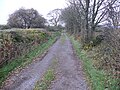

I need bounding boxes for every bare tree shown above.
[62,0,118,44]
[47,9,61,26]
[107,2,120,29]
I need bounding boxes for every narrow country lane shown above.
[49,34,88,90]
[1,33,89,90]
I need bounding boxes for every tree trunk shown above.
[85,0,90,44]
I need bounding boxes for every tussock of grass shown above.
[61,33,66,44]
[34,69,55,90]
[0,37,57,86]
[34,57,58,90]
[71,38,106,90]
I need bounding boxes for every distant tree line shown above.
[0,25,9,30]
[0,8,64,30]
[7,8,46,29]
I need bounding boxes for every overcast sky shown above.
[0,0,67,24]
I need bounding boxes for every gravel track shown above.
[49,34,89,90]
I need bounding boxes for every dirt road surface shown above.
[49,34,88,90]
[1,33,89,90]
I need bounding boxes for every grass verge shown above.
[0,36,58,86]
[34,57,58,90]
[70,36,119,90]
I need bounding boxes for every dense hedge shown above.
[90,29,120,89]
[0,29,52,66]
[73,28,120,89]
